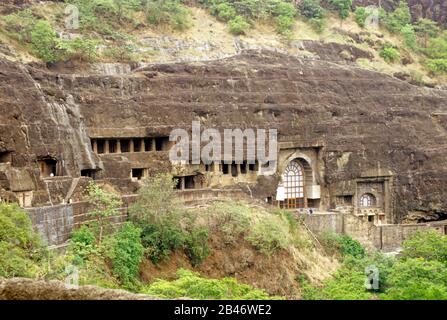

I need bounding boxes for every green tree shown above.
[0,202,44,278]
[354,7,367,28]
[401,230,447,264]
[329,0,352,23]
[228,15,250,35]
[380,47,400,63]
[383,1,411,33]
[300,0,324,19]
[382,258,447,300]
[85,182,123,243]
[414,18,440,48]
[105,222,144,287]
[30,20,60,63]
[400,24,418,51]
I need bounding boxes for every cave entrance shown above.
[0,151,12,164]
[81,169,100,180]
[38,158,57,178]
[280,160,306,209]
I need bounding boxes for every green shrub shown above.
[308,17,326,33]
[383,1,411,33]
[275,15,295,37]
[354,7,367,28]
[30,20,62,63]
[210,201,251,244]
[0,202,44,278]
[1,9,38,43]
[401,230,447,264]
[70,225,97,264]
[57,37,99,62]
[424,33,447,59]
[184,227,210,267]
[382,258,447,300]
[146,0,192,30]
[414,18,440,48]
[319,232,365,259]
[212,3,237,22]
[142,268,281,299]
[400,24,418,51]
[300,0,324,19]
[337,235,365,259]
[266,0,297,18]
[85,181,123,243]
[329,0,352,21]
[105,222,144,287]
[380,47,400,63]
[228,15,250,35]
[140,223,185,264]
[245,213,292,256]
[426,58,447,74]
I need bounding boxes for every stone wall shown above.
[299,212,447,252]
[25,189,247,246]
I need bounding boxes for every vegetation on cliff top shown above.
[0,0,446,83]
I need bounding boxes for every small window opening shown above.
[121,140,130,153]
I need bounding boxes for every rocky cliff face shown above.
[1,50,447,221]
[353,0,447,26]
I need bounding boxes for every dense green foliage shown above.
[0,203,45,278]
[303,231,447,300]
[142,268,281,299]
[146,0,192,30]
[130,174,210,266]
[329,0,352,21]
[105,222,144,287]
[319,231,365,259]
[380,46,400,63]
[383,1,411,34]
[85,182,123,243]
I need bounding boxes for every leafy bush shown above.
[414,18,440,48]
[424,32,447,59]
[401,230,447,264]
[0,202,44,278]
[85,182,123,243]
[309,17,326,33]
[383,1,411,33]
[401,24,418,51]
[146,0,192,30]
[245,213,292,256]
[140,223,185,264]
[228,15,250,35]
[354,7,368,28]
[275,15,295,36]
[30,20,61,63]
[212,2,237,22]
[57,37,99,62]
[319,232,365,259]
[380,47,400,63]
[329,0,352,21]
[184,227,210,266]
[337,235,365,259]
[70,225,97,264]
[1,9,38,43]
[426,59,447,74]
[300,0,324,19]
[209,201,251,244]
[105,222,144,287]
[130,173,210,266]
[382,258,447,300]
[142,268,281,299]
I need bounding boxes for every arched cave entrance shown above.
[277,158,313,209]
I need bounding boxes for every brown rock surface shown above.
[1,50,447,222]
[0,277,158,300]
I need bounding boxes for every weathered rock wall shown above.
[2,50,447,222]
[352,0,447,26]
